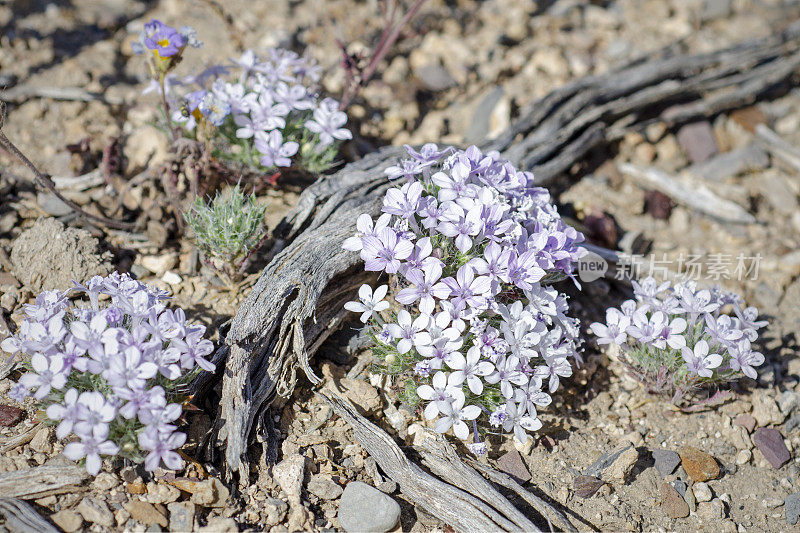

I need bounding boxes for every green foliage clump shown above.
[184,185,266,276]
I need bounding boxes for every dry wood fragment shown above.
[0,498,59,533]
[52,168,106,191]
[755,123,800,173]
[193,23,800,480]
[0,423,40,454]
[0,464,89,499]
[320,390,568,532]
[418,436,577,532]
[685,143,769,181]
[1,85,124,105]
[618,163,756,224]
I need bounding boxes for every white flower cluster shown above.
[590,277,767,400]
[165,48,351,172]
[1,273,215,475]
[343,144,586,449]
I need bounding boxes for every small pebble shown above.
[753,428,791,469]
[785,492,800,525]
[661,482,689,518]
[694,482,713,503]
[763,497,784,509]
[679,446,720,482]
[338,481,401,533]
[652,449,681,477]
[736,449,752,465]
[0,405,24,427]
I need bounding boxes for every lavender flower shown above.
[46,388,81,439]
[416,371,464,420]
[435,397,481,440]
[682,340,722,378]
[63,426,119,476]
[590,276,767,402]
[447,346,494,394]
[1,273,216,475]
[502,400,542,444]
[19,354,67,400]
[727,339,764,379]
[396,265,450,315]
[254,130,299,168]
[360,228,414,274]
[138,426,186,471]
[342,145,584,450]
[589,308,630,345]
[305,98,352,147]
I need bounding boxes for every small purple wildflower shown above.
[141,20,186,58]
[305,98,352,147]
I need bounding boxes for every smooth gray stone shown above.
[338,481,400,533]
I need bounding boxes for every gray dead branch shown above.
[191,22,800,494]
[52,168,106,191]
[1,85,125,106]
[0,463,89,499]
[0,498,59,533]
[755,123,800,173]
[685,143,769,181]
[618,162,756,224]
[320,390,575,532]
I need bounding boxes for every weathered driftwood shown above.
[320,390,569,532]
[618,162,756,224]
[0,464,89,499]
[0,498,59,533]
[755,123,800,173]
[418,434,576,532]
[193,22,800,480]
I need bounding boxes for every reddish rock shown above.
[661,482,690,518]
[676,121,719,164]
[0,405,24,427]
[730,106,767,133]
[644,190,673,220]
[496,450,531,484]
[753,428,791,469]
[574,475,604,498]
[678,446,720,482]
[734,413,756,433]
[583,211,618,248]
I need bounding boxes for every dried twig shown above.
[755,123,800,173]
[0,103,136,230]
[465,458,577,533]
[0,423,41,454]
[0,85,124,105]
[339,0,427,109]
[685,143,769,182]
[618,162,756,224]
[52,168,106,191]
[0,498,59,533]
